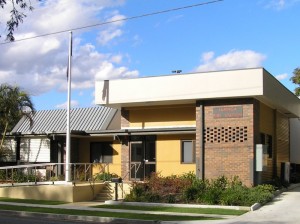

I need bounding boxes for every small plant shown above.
[49,175,65,181]
[0,170,6,182]
[93,172,118,182]
[124,182,145,202]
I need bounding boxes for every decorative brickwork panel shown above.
[204,126,248,143]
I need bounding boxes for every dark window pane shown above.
[90,142,112,163]
[181,140,195,163]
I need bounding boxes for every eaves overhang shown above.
[88,127,196,136]
[95,67,300,118]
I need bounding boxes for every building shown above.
[1,107,120,173]
[3,68,300,187]
[95,67,300,186]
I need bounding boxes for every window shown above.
[90,142,113,163]
[181,140,195,163]
[266,134,273,158]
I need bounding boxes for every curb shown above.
[105,200,250,211]
[0,210,157,224]
[250,203,261,211]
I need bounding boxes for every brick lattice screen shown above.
[204,126,248,143]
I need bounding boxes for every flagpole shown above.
[65,31,72,182]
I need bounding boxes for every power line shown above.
[0,0,223,45]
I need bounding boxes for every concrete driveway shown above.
[205,185,300,224]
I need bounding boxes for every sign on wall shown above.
[213,106,243,118]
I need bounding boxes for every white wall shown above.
[95,68,300,117]
[95,68,263,106]
[290,118,300,164]
[20,137,50,162]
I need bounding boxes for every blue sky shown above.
[0,0,299,110]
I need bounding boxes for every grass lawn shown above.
[0,197,67,205]
[0,204,218,221]
[94,204,248,216]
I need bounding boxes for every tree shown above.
[0,84,35,156]
[0,0,40,41]
[290,67,300,96]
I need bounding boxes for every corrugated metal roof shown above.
[12,107,117,134]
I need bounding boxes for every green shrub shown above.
[124,182,146,202]
[125,173,276,206]
[183,185,199,202]
[211,175,228,190]
[144,192,161,202]
[244,184,275,206]
[220,184,248,206]
[93,172,118,182]
[199,187,223,205]
[163,193,177,203]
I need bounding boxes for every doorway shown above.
[130,136,156,180]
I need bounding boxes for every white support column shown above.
[65,31,72,182]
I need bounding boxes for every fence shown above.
[0,162,110,186]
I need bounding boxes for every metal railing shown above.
[0,162,110,186]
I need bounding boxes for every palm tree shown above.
[0,84,35,156]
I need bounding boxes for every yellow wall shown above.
[156,134,196,176]
[0,183,106,202]
[78,137,122,177]
[128,104,196,128]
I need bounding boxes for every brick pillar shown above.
[196,101,204,179]
[121,139,130,181]
[121,109,129,128]
[121,109,130,181]
[253,99,260,185]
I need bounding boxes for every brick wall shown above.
[196,99,255,186]
[121,109,129,128]
[120,109,130,180]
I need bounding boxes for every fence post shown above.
[73,164,76,182]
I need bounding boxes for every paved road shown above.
[0,213,91,224]
[0,211,129,224]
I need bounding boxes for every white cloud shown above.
[166,14,184,24]
[0,1,138,98]
[195,50,266,72]
[262,0,300,10]
[97,13,126,45]
[276,73,289,80]
[98,29,123,45]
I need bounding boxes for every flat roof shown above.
[95,68,300,117]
